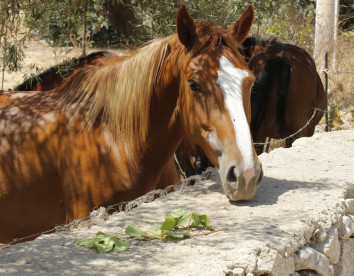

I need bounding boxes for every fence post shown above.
[325,52,329,132]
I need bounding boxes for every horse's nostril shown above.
[226,166,238,182]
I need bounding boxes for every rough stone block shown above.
[312,227,340,264]
[255,247,294,276]
[336,238,354,276]
[339,214,354,240]
[346,199,354,215]
[294,246,334,276]
[226,267,245,276]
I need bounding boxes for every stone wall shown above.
[226,203,354,276]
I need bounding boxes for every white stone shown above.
[254,247,294,276]
[229,267,245,276]
[346,199,354,215]
[335,238,354,276]
[339,214,354,240]
[312,227,340,264]
[294,246,334,276]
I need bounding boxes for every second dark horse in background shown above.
[243,37,326,155]
[13,51,114,91]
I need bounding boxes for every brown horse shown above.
[0,5,263,244]
[13,51,114,91]
[243,37,326,154]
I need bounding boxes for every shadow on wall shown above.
[204,176,337,207]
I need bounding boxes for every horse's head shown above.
[176,5,263,201]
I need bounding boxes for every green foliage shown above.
[23,0,108,47]
[76,209,219,253]
[0,0,29,88]
[132,0,316,47]
[2,43,24,73]
[4,0,318,48]
[125,208,214,241]
[76,231,130,254]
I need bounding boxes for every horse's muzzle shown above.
[220,161,263,201]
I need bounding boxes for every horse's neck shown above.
[134,69,183,188]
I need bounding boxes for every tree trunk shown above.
[0,23,6,90]
[82,0,88,56]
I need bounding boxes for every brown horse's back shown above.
[0,91,149,243]
[0,91,66,242]
[0,89,180,244]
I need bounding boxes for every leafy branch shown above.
[76,208,225,254]
[126,208,214,241]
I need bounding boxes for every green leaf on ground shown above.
[125,225,147,240]
[166,229,190,239]
[76,232,130,253]
[166,208,213,230]
[160,217,177,231]
[166,208,192,219]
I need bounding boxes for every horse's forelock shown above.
[188,23,244,64]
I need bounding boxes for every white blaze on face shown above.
[217,55,254,171]
[207,128,223,156]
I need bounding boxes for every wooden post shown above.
[314,0,338,73]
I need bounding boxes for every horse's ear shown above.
[228,5,254,43]
[177,5,197,49]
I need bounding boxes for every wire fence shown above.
[0,170,215,249]
[253,109,320,147]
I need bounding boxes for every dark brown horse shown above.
[179,37,326,174]
[243,37,326,154]
[0,5,262,244]
[13,51,115,91]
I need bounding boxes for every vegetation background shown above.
[0,0,353,130]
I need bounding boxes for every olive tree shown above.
[0,0,28,89]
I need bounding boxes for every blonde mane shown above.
[56,37,177,167]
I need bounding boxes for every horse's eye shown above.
[189,81,201,93]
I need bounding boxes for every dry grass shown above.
[328,35,354,111]
[2,41,125,91]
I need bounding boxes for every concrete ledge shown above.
[0,130,353,276]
